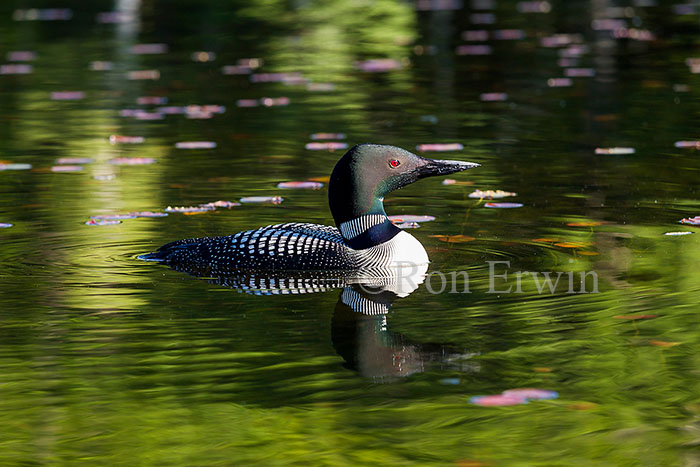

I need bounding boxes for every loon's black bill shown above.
[419,158,481,177]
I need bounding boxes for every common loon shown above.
[139,143,479,271]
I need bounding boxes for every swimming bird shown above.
[139,143,479,271]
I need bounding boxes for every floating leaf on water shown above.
[429,234,476,243]
[595,147,635,155]
[534,367,553,373]
[395,222,421,229]
[416,143,464,152]
[484,202,523,208]
[480,92,508,102]
[354,59,402,72]
[130,43,168,54]
[306,83,335,91]
[127,70,160,80]
[56,157,94,165]
[502,388,558,400]
[469,394,527,406]
[469,189,516,199]
[236,99,259,107]
[277,181,323,190]
[664,231,694,236]
[50,165,83,172]
[649,340,680,347]
[311,133,346,140]
[613,314,659,320]
[566,221,603,227]
[680,217,700,226]
[175,141,217,149]
[50,91,85,101]
[0,223,13,228]
[308,176,330,183]
[261,97,290,107]
[7,51,37,61]
[532,238,559,243]
[165,206,215,213]
[192,51,216,62]
[137,96,167,105]
[240,196,284,205]
[85,219,121,226]
[109,135,144,144]
[130,211,168,217]
[305,142,348,151]
[675,141,700,148]
[389,215,436,223]
[0,64,33,74]
[577,251,600,256]
[547,78,573,87]
[108,157,156,165]
[0,163,32,170]
[199,200,241,209]
[89,61,113,71]
[91,214,136,220]
[554,241,592,248]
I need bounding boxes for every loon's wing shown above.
[139,222,359,271]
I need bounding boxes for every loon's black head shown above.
[328,143,480,227]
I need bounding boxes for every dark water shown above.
[2,0,700,464]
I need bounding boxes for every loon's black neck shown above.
[328,152,400,249]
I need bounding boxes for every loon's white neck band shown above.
[338,214,387,239]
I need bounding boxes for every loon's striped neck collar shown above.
[339,214,400,250]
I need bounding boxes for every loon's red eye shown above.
[389,159,400,168]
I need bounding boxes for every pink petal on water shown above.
[85,219,121,226]
[680,216,700,226]
[91,214,136,220]
[130,43,168,54]
[156,106,186,115]
[462,30,489,41]
[517,1,552,13]
[7,51,37,61]
[236,99,259,108]
[250,72,303,83]
[261,97,290,107]
[442,179,457,185]
[199,200,241,209]
[89,61,113,71]
[416,0,462,10]
[277,181,324,189]
[51,91,85,100]
[175,141,217,149]
[222,65,253,75]
[493,29,526,40]
[305,142,348,151]
[306,83,335,91]
[388,215,436,223]
[502,388,559,400]
[56,157,94,164]
[469,189,517,199]
[134,111,164,120]
[165,206,215,213]
[130,211,168,217]
[95,11,133,24]
[0,223,13,228]
[354,59,402,72]
[311,133,346,140]
[0,163,32,170]
[192,51,216,62]
[416,143,464,152]
[664,231,694,236]
[237,58,263,68]
[395,221,421,229]
[469,394,527,406]
[109,157,156,165]
[127,70,160,80]
[595,147,635,155]
[240,196,283,204]
[51,165,83,172]
[109,135,145,144]
[675,141,700,148]
[455,45,492,55]
[547,78,573,87]
[480,92,507,102]
[484,202,524,208]
[137,96,167,105]
[565,68,596,77]
[470,13,497,24]
[0,64,33,74]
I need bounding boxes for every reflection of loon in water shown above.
[168,263,478,380]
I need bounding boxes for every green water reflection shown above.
[1,0,700,465]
